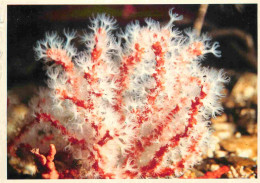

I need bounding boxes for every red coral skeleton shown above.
[198,166,230,179]
[31,144,59,179]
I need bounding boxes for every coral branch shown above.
[198,166,230,179]
[46,48,74,71]
[31,144,59,179]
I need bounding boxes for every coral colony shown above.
[8,9,229,178]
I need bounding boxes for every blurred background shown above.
[7,4,257,178]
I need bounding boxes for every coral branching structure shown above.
[7,9,229,178]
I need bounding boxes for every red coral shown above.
[31,144,59,179]
[198,166,230,179]
[180,166,230,179]
[8,9,229,178]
